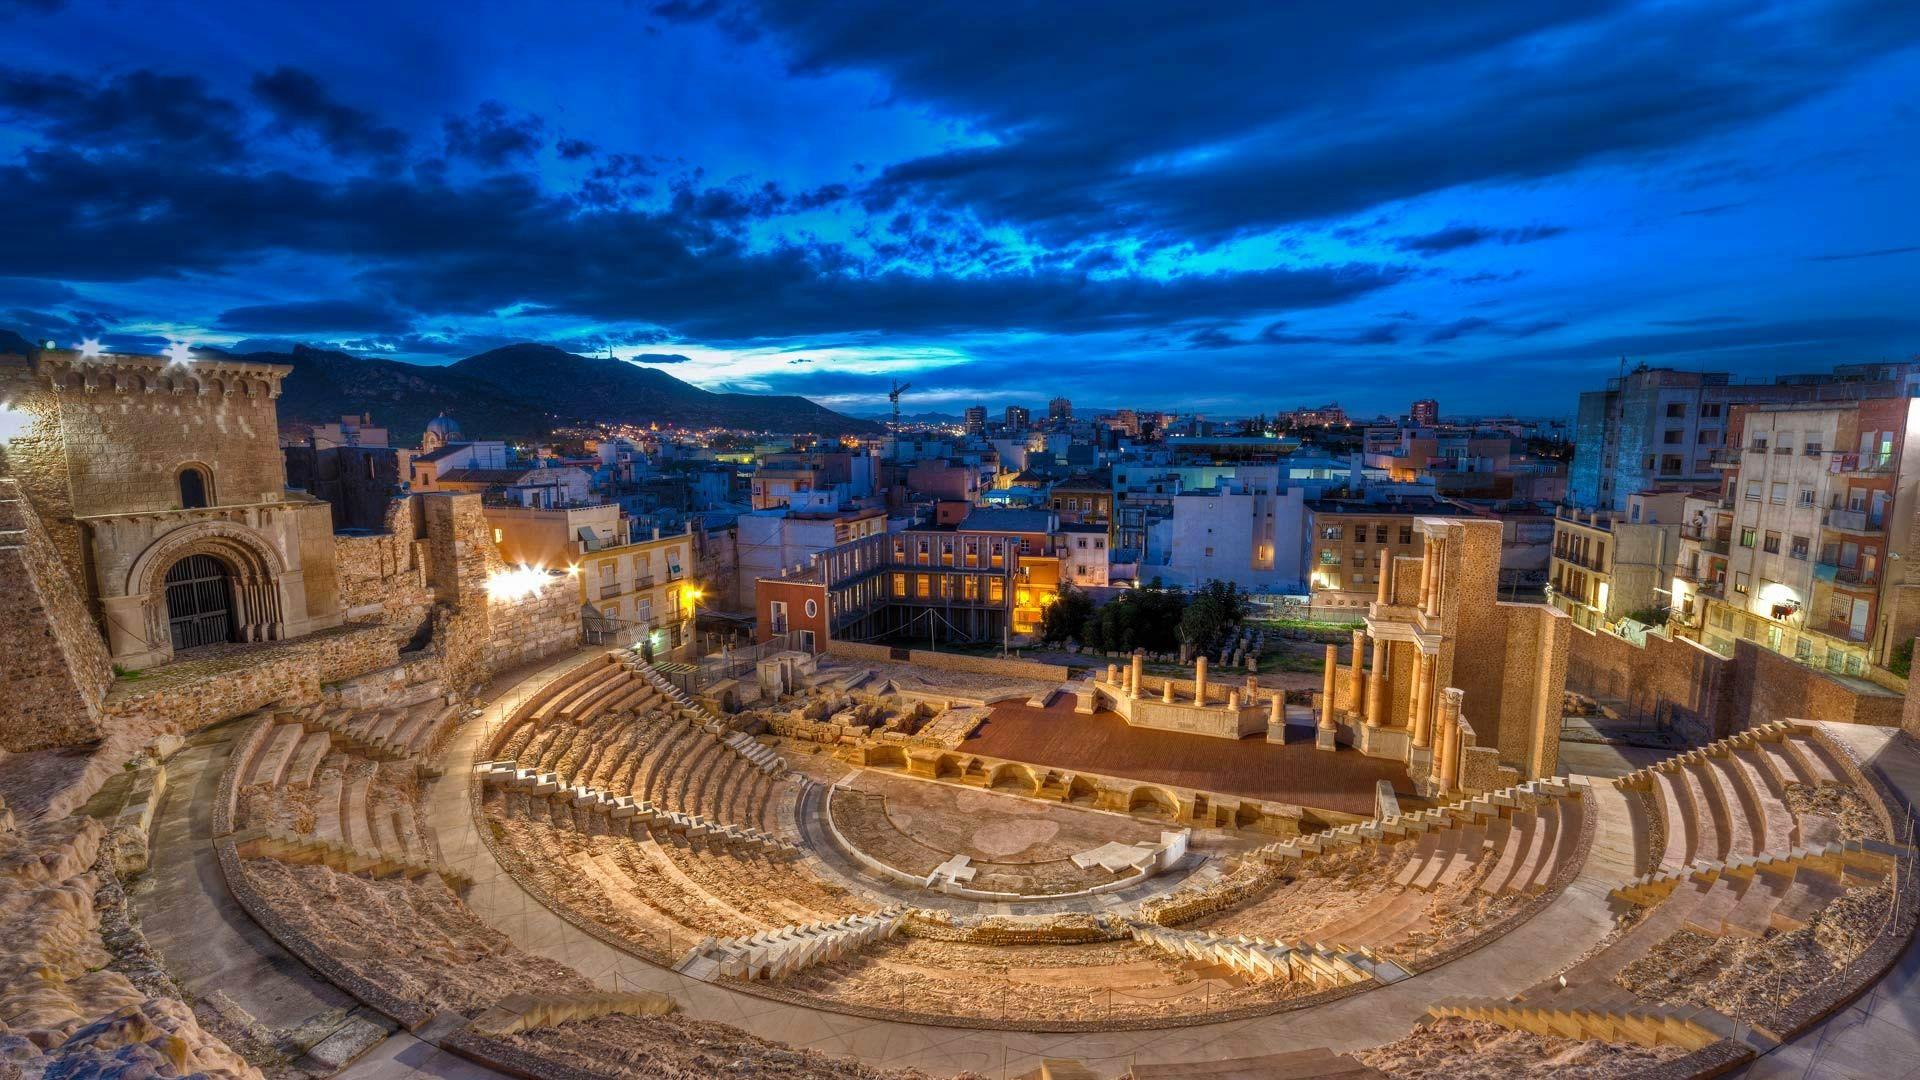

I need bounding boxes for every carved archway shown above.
[125,521,289,652]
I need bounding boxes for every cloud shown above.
[1805,244,1920,262]
[252,67,409,159]
[214,298,416,335]
[443,101,545,166]
[1391,223,1566,255]
[634,352,694,363]
[731,0,1920,245]
[0,69,244,159]
[1423,316,1565,344]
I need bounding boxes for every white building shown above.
[1058,522,1110,587]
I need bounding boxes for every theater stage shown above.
[959,697,1412,818]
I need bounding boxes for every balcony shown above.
[1830,452,1894,477]
[1707,449,1742,468]
[1680,527,1731,554]
[1815,560,1878,588]
[1822,507,1884,536]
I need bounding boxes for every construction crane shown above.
[888,380,912,458]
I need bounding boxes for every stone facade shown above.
[0,347,343,669]
[0,478,112,750]
[1328,517,1571,796]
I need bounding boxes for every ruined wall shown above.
[99,623,397,737]
[0,477,111,751]
[1567,624,1901,739]
[1565,624,1734,742]
[823,639,1068,682]
[1729,640,1903,729]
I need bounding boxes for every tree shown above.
[1179,579,1249,653]
[1040,581,1095,644]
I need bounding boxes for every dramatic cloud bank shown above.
[0,0,1916,414]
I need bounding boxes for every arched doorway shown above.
[164,553,236,651]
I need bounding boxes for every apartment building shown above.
[1698,398,1920,677]
[576,526,699,656]
[755,521,1060,649]
[1058,521,1110,587]
[1547,491,1687,631]
[1305,498,1455,615]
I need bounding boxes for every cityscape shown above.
[1,3,1919,1080]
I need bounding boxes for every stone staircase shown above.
[1255,776,1585,864]
[676,909,908,981]
[469,989,677,1035]
[1425,989,1736,1052]
[621,653,788,777]
[476,760,799,858]
[283,699,457,763]
[1610,838,1904,912]
[1125,922,1406,988]
[230,827,471,889]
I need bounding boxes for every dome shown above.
[422,412,463,449]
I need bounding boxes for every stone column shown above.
[1406,647,1427,738]
[1131,651,1145,699]
[1437,688,1464,792]
[1163,680,1174,703]
[1194,655,1208,704]
[1348,630,1365,713]
[1274,690,1288,728]
[1426,539,1445,618]
[1418,536,1435,612]
[1319,645,1338,730]
[1107,663,1119,686]
[1412,652,1435,748]
[1376,558,1392,604]
[1365,637,1388,727]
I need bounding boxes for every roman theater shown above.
[2,344,1918,1080]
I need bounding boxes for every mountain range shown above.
[262,343,881,441]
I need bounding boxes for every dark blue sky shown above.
[2,0,1917,417]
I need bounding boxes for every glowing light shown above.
[486,566,552,602]
[164,340,194,365]
[76,338,103,359]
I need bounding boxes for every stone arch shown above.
[1066,775,1100,805]
[864,744,907,769]
[934,753,964,780]
[988,761,1039,794]
[125,520,289,651]
[1235,801,1264,830]
[1127,785,1181,819]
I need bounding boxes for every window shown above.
[1398,526,1413,544]
[1763,531,1781,554]
[1663,429,1685,444]
[1320,550,1341,566]
[890,574,906,597]
[1798,488,1815,507]
[177,465,211,509]
[1734,572,1750,594]
[1320,526,1344,540]
[804,598,818,618]
[1751,436,1769,451]
[1789,536,1809,561]
[1740,527,1757,548]
[1745,481,1761,501]
[1804,441,1823,456]
[1665,402,1686,417]
[1701,403,1723,418]
[1769,482,1788,504]
[1374,525,1388,543]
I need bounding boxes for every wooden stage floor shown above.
[959,698,1411,817]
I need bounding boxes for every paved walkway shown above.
[130,722,402,1066]
[1732,724,1920,1080]
[427,648,1634,1076]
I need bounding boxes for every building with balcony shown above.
[1547,491,1688,631]
[1668,491,1734,635]
[574,525,699,657]
[754,519,1061,650]
[1694,397,1920,678]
